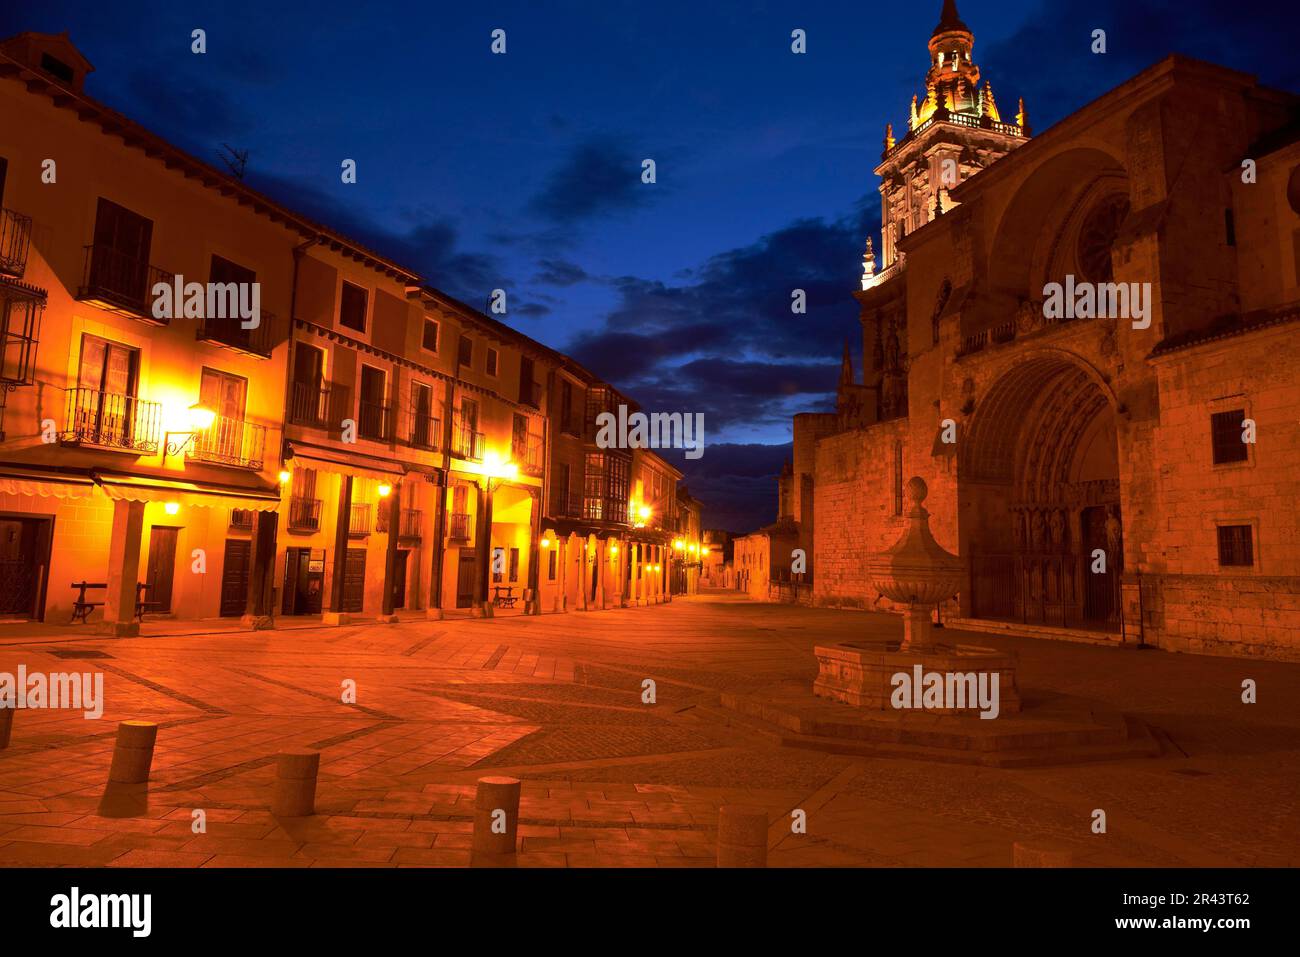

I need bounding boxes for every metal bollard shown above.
[472,776,522,855]
[1013,840,1074,867]
[271,751,321,817]
[107,721,158,784]
[717,806,768,867]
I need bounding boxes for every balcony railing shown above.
[358,400,393,442]
[349,502,372,536]
[197,311,277,358]
[188,413,266,470]
[77,244,174,323]
[287,497,322,533]
[0,208,33,279]
[514,433,544,476]
[448,512,471,540]
[288,380,333,428]
[452,423,484,461]
[377,507,423,540]
[405,410,441,450]
[60,387,162,453]
[229,509,255,530]
[0,281,44,388]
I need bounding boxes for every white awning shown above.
[93,474,281,512]
[0,469,96,500]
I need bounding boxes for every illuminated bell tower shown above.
[868,0,1030,280]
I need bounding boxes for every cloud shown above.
[533,258,589,286]
[658,442,793,533]
[529,136,654,223]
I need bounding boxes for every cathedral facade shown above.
[785,1,1300,659]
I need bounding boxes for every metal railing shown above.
[447,511,472,540]
[0,208,33,279]
[287,497,322,532]
[288,380,332,428]
[229,509,255,530]
[77,244,175,322]
[197,310,277,358]
[452,423,484,460]
[349,502,372,536]
[188,413,266,469]
[514,433,544,476]
[358,400,393,441]
[377,507,423,540]
[405,410,440,450]
[60,387,162,453]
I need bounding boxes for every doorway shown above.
[456,552,476,608]
[220,538,251,617]
[0,514,53,620]
[282,546,324,615]
[145,525,179,613]
[391,548,409,610]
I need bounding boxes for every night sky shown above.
[5,1,1294,531]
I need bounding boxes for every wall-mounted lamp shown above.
[278,469,292,485]
[164,501,181,516]
[377,483,393,499]
[162,404,216,463]
[541,537,552,549]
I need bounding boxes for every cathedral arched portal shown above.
[959,353,1122,631]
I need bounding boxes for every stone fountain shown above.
[813,477,1020,715]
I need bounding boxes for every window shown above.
[519,356,536,406]
[508,547,520,583]
[1210,410,1248,464]
[486,347,499,377]
[88,198,153,303]
[1217,525,1253,567]
[458,334,472,367]
[358,365,389,440]
[40,53,74,83]
[410,381,435,448]
[70,335,142,447]
[893,441,904,515]
[556,463,571,514]
[547,550,557,581]
[422,318,439,352]
[339,281,367,332]
[560,381,576,434]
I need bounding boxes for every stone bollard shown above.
[0,707,13,750]
[472,776,522,856]
[271,751,321,817]
[107,721,158,784]
[717,806,768,867]
[1013,840,1074,867]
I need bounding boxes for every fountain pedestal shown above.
[813,477,1020,716]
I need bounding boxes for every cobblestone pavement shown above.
[1,593,1297,868]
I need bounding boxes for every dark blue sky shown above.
[5,0,1293,530]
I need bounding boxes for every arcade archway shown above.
[959,355,1123,630]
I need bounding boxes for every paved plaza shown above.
[1,593,1297,868]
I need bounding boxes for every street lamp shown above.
[477,451,518,617]
[162,403,216,463]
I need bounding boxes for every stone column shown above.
[526,488,541,615]
[630,543,640,605]
[102,499,145,637]
[596,539,607,610]
[379,485,402,623]
[577,535,589,611]
[324,474,353,626]
[242,507,278,628]
[557,534,568,612]
[427,476,447,620]
[474,480,492,619]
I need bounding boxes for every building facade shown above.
[0,31,695,630]
[789,3,1300,659]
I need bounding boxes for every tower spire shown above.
[932,0,970,37]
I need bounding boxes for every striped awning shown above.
[0,468,96,499]
[92,473,281,511]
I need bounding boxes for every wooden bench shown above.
[70,581,107,624]
[135,582,159,621]
[492,585,517,609]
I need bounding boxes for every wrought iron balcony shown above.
[358,400,393,442]
[377,507,423,540]
[452,422,484,461]
[447,511,472,540]
[60,387,162,453]
[288,380,333,428]
[514,432,544,476]
[287,496,322,533]
[77,244,174,323]
[405,410,440,450]
[0,208,33,279]
[349,502,372,536]
[197,310,277,358]
[188,413,267,470]
[0,280,45,388]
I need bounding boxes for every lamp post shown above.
[476,452,518,619]
[161,403,216,464]
[379,480,401,622]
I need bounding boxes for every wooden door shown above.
[456,552,476,608]
[145,526,179,613]
[343,547,366,612]
[220,539,251,617]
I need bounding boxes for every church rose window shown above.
[1076,194,1130,284]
